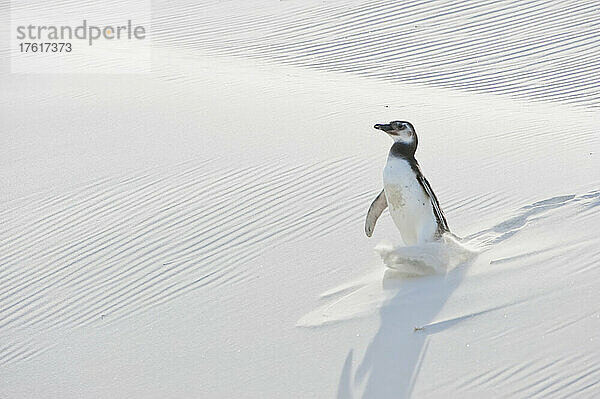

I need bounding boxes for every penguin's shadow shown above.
[338,263,470,399]
[337,191,598,399]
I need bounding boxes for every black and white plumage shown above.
[365,121,449,245]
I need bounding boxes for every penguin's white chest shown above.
[383,156,438,245]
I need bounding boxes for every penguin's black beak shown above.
[374,123,393,133]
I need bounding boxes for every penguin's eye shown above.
[396,124,404,130]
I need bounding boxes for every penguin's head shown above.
[374,120,417,147]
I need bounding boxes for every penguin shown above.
[365,121,449,245]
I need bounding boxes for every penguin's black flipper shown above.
[365,190,388,237]
[415,172,449,234]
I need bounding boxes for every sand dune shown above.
[1,157,374,366]
[153,0,600,107]
[2,0,600,397]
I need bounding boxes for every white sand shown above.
[2,1,600,398]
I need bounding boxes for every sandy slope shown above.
[153,0,600,107]
[2,1,600,398]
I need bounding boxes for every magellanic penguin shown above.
[365,121,449,245]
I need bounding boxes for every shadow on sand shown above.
[348,264,470,398]
[336,192,592,398]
